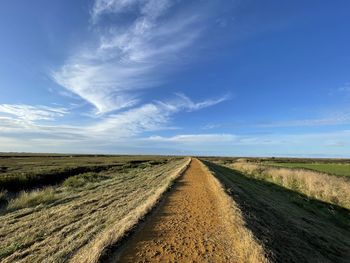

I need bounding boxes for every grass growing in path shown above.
[197,160,269,263]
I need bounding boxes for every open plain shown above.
[1,155,350,263]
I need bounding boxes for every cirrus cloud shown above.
[53,0,205,114]
[0,104,68,123]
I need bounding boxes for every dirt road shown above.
[113,159,239,262]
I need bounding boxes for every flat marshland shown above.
[0,154,158,191]
[0,155,189,262]
[1,154,349,263]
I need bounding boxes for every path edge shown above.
[197,159,270,263]
[83,157,192,263]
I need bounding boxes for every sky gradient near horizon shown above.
[1,0,350,157]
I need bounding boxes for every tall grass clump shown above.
[63,172,109,188]
[8,187,57,210]
[231,161,350,209]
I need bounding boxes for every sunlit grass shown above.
[0,157,188,263]
[268,162,350,177]
[7,187,57,211]
[231,161,350,209]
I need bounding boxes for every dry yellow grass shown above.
[0,158,189,263]
[71,158,190,263]
[199,160,270,263]
[231,161,350,209]
[7,187,57,210]
[203,160,350,262]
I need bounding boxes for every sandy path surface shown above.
[115,159,237,262]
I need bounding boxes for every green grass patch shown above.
[62,172,109,188]
[0,242,25,259]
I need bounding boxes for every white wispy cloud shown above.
[86,93,228,138]
[202,111,350,130]
[0,94,225,140]
[139,130,350,156]
[174,93,230,111]
[0,104,68,123]
[53,0,203,114]
[92,0,171,22]
[92,0,140,20]
[147,134,237,144]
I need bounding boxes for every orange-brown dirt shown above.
[115,159,239,262]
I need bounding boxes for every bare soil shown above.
[113,159,240,262]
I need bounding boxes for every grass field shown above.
[0,155,171,191]
[267,162,350,177]
[204,158,350,210]
[1,154,350,262]
[202,160,350,262]
[0,155,189,263]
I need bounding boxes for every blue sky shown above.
[1,0,350,157]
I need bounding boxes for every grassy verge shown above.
[202,160,350,263]
[0,157,188,263]
[197,160,269,263]
[230,161,350,209]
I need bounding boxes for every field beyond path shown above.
[113,159,246,262]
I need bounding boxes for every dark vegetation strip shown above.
[0,160,164,192]
[0,159,171,212]
[0,165,119,191]
[202,160,350,263]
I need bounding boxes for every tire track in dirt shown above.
[109,158,258,262]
